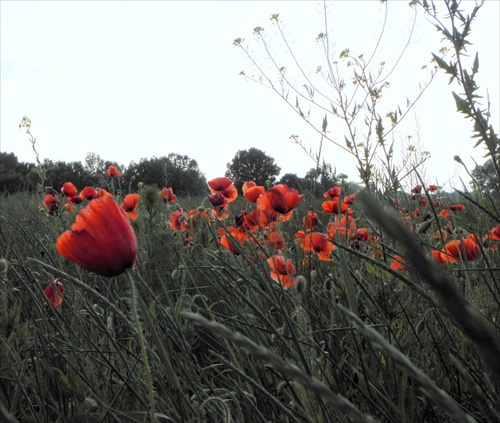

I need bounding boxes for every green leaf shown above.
[472,52,479,74]
[431,53,450,72]
[322,114,328,133]
[452,92,471,115]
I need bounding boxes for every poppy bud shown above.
[295,275,307,293]
[0,258,8,275]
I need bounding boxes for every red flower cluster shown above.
[167,180,371,288]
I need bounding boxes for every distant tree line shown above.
[0,152,208,197]
[1,147,365,197]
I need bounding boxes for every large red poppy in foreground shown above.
[56,195,137,277]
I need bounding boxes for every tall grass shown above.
[1,183,499,422]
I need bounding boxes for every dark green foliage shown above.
[124,153,207,196]
[43,159,101,193]
[225,147,281,191]
[278,172,308,191]
[303,164,339,197]
[0,151,208,197]
[0,152,37,193]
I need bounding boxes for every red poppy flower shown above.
[68,195,83,204]
[266,229,285,250]
[122,194,141,220]
[322,197,349,215]
[208,177,238,202]
[219,226,247,254]
[352,228,369,241]
[244,186,265,203]
[188,208,208,225]
[343,194,356,206]
[434,228,448,241]
[299,232,335,261]
[295,230,306,241]
[242,181,257,191]
[256,184,304,220]
[323,186,341,198]
[450,204,465,212]
[234,209,260,231]
[242,181,264,203]
[44,278,64,309]
[443,237,480,262]
[440,209,450,219]
[303,211,319,231]
[267,253,296,290]
[43,194,60,215]
[490,224,500,241]
[80,186,99,200]
[98,189,112,197]
[158,187,177,202]
[170,209,189,231]
[169,208,204,231]
[107,165,121,178]
[390,255,407,271]
[56,195,137,277]
[257,208,285,229]
[208,192,229,209]
[431,250,447,265]
[428,185,439,192]
[411,185,423,194]
[327,215,356,239]
[212,207,230,220]
[64,203,76,213]
[61,182,78,197]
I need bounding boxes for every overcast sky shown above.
[1,1,499,190]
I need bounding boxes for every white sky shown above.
[1,1,499,190]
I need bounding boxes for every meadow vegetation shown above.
[1,1,499,422]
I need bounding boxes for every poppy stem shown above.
[127,269,155,422]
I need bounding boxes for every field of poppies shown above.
[1,160,499,422]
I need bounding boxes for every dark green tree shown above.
[0,152,36,193]
[43,159,98,193]
[124,154,206,196]
[278,173,307,192]
[303,163,339,197]
[225,148,281,191]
